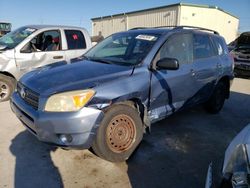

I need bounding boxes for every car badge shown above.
[20,88,26,99]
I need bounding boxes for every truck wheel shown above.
[0,74,16,102]
[92,104,143,162]
[204,81,227,114]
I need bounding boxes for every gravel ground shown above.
[0,78,249,188]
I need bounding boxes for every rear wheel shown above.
[0,74,16,102]
[204,81,227,114]
[92,104,143,162]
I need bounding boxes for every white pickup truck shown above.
[0,25,92,101]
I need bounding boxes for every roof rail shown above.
[129,25,219,35]
[173,25,219,35]
[129,25,178,30]
[129,27,150,30]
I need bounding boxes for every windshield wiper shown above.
[88,57,113,64]
[80,55,89,60]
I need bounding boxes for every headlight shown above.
[45,90,95,112]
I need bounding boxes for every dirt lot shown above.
[0,78,249,188]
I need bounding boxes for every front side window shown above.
[65,30,86,50]
[21,30,61,52]
[193,34,216,59]
[0,27,36,49]
[156,33,193,65]
[85,32,160,66]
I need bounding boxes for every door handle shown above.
[53,56,63,59]
[217,64,222,68]
[190,69,196,76]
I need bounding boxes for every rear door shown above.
[190,33,221,102]
[212,36,234,76]
[149,32,198,121]
[63,29,88,61]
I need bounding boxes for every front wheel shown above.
[92,104,143,162]
[0,74,16,102]
[204,81,227,114]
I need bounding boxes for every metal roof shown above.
[91,2,238,21]
[0,21,11,24]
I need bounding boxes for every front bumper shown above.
[10,92,104,149]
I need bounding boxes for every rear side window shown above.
[193,34,216,59]
[212,37,228,56]
[65,30,86,50]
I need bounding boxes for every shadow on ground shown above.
[126,91,250,188]
[10,131,63,188]
[8,91,250,188]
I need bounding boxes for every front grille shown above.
[241,64,250,70]
[17,82,39,110]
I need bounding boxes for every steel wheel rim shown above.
[106,114,136,153]
[0,81,9,100]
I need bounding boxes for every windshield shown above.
[85,32,160,66]
[0,23,11,31]
[0,26,36,49]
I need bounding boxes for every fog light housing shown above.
[59,134,73,144]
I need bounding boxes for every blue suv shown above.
[10,26,234,162]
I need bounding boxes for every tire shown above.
[92,104,143,162]
[0,74,16,102]
[204,81,227,114]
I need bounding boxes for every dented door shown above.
[149,33,198,122]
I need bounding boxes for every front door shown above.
[149,33,198,122]
[15,30,65,78]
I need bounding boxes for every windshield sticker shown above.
[25,28,36,33]
[136,35,157,41]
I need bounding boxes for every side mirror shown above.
[156,57,179,70]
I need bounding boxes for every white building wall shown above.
[92,15,126,37]
[92,6,179,37]
[179,6,239,43]
[127,7,179,29]
[112,16,127,33]
[92,4,239,43]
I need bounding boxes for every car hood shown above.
[20,59,134,96]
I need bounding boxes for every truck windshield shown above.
[0,26,36,49]
[85,32,159,65]
[0,23,11,31]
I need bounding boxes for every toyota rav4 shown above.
[10,26,234,162]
